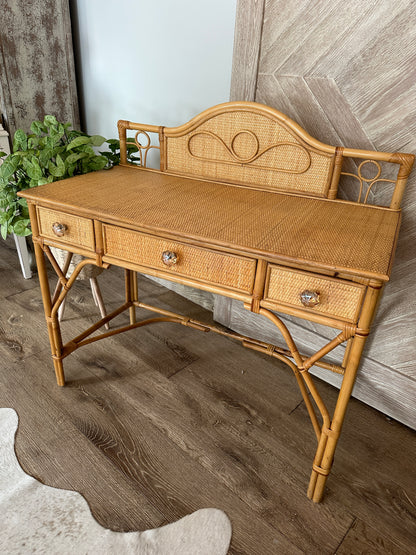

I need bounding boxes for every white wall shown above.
[72,0,237,152]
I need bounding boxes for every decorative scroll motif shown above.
[187,130,312,174]
[134,130,160,168]
[341,160,395,204]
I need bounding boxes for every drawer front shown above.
[37,207,95,251]
[264,265,366,323]
[103,225,256,293]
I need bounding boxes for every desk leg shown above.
[307,333,366,501]
[33,239,65,386]
[125,269,138,324]
[307,284,382,502]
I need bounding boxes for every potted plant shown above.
[0,115,139,239]
[0,115,139,321]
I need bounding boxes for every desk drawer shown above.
[263,265,366,323]
[103,225,256,293]
[37,207,95,251]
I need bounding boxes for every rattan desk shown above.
[20,102,414,503]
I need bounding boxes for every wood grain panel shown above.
[259,0,337,75]
[227,0,416,427]
[229,0,266,101]
[308,2,410,79]
[304,77,375,150]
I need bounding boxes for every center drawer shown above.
[103,224,256,293]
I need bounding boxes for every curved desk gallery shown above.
[19,101,414,503]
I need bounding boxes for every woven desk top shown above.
[20,165,401,281]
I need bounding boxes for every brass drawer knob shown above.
[52,222,68,237]
[300,290,320,307]
[161,250,178,266]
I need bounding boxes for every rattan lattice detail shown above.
[341,160,396,204]
[133,130,160,168]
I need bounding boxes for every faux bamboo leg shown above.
[32,239,65,386]
[125,269,138,324]
[307,334,367,502]
[131,271,138,324]
[307,284,382,502]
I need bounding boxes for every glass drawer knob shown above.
[162,250,178,266]
[300,290,320,307]
[52,222,68,237]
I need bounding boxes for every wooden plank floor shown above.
[1,237,415,554]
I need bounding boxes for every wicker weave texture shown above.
[23,167,400,280]
[264,265,366,322]
[37,207,95,250]
[165,111,334,197]
[103,224,256,293]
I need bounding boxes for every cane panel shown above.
[103,224,256,294]
[37,206,95,251]
[164,103,336,197]
[263,265,366,323]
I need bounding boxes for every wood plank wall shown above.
[225,0,416,428]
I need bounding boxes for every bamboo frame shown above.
[118,101,414,207]
[29,232,379,503]
[21,101,414,503]
[307,285,382,502]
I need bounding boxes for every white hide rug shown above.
[0,408,232,554]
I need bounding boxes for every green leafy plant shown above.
[0,115,139,239]
[100,138,140,167]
